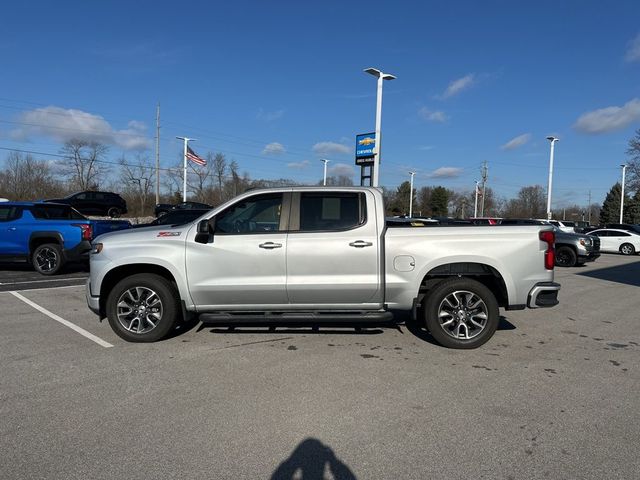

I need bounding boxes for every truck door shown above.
[185,192,289,309]
[0,206,27,255]
[285,191,382,307]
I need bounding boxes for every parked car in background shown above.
[133,209,209,228]
[385,216,439,227]
[545,220,576,233]
[0,202,128,275]
[46,191,127,218]
[604,223,640,235]
[500,219,600,267]
[588,229,640,255]
[469,217,501,225]
[154,201,212,217]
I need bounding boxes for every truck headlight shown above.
[579,238,591,246]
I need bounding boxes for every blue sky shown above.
[1,0,639,207]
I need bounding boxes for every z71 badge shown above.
[157,231,181,237]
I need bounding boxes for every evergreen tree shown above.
[626,190,640,224]
[599,183,632,224]
[430,186,449,216]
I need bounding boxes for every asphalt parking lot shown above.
[1,254,639,480]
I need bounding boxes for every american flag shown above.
[187,145,207,166]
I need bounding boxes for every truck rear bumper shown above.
[527,282,561,308]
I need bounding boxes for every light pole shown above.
[364,67,396,187]
[321,159,330,186]
[620,164,627,223]
[176,136,196,202]
[545,136,559,220]
[408,171,416,217]
[474,181,479,218]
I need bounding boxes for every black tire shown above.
[555,246,577,267]
[106,273,179,342]
[107,207,121,218]
[32,243,65,275]
[424,277,499,349]
[620,243,635,256]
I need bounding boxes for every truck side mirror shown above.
[195,219,214,244]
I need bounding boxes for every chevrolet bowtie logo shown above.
[358,137,375,146]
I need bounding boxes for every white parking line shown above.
[9,291,114,348]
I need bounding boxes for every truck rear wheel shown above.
[106,274,178,342]
[32,243,65,275]
[424,278,499,349]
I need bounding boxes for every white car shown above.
[588,229,640,255]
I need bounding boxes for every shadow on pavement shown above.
[200,322,386,336]
[271,438,357,480]
[577,259,640,287]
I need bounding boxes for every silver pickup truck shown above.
[86,187,560,348]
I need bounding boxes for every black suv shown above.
[46,191,128,218]
[154,201,212,217]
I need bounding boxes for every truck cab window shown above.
[214,194,282,234]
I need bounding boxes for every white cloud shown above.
[256,108,284,122]
[625,33,640,62]
[329,163,355,177]
[574,98,640,134]
[312,141,350,155]
[501,133,531,150]
[418,107,448,123]
[440,74,475,99]
[10,106,150,150]
[262,142,286,155]
[287,160,310,169]
[419,145,435,151]
[427,167,463,178]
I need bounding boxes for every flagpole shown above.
[176,136,195,202]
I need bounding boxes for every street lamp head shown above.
[546,136,559,142]
[364,67,396,81]
[621,164,627,168]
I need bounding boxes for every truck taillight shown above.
[72,223,93,241]
[539,230,555,270]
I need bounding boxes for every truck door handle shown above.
[349,240,373,248]
[8,227,16,231]
[259,242,282,249]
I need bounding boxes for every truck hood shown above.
[93,223,189,243]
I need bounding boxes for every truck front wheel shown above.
[424,278,499,349]
[106,274,178,342]
[555,246,577,267]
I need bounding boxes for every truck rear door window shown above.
[299,193,365,231]
[0,206,20,221]
[30,205,86,220]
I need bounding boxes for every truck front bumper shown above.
[86,279,101,316]
[527,282,561,308]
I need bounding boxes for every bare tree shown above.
[626,128,640,193]
[118,154,155,216]
[503,185,546,218]
[59,139,109,190]
[187,154,214,203]
[212,153,227,204]
[0,152,64,200]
